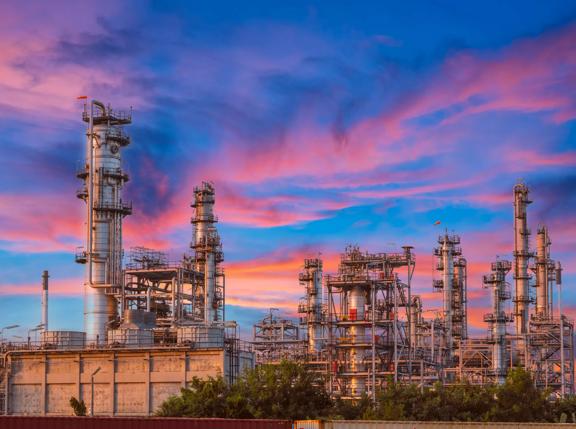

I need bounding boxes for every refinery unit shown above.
[0,100,574,417]
[0,100,253,416]
[251,184,574,400]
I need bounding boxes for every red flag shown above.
[434,220,441,225]
[76,95,88,100]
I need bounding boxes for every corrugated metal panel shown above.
[298,421,576,429]
[294,420,322,429]
[0,416,292,429]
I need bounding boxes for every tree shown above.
[234,360,332,419]
[156,360,332,419]
[69,397,87,416]
[487,367,551,422]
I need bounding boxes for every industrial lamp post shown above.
[0,325,19,343]
[90,366,101,416]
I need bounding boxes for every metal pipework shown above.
[410,296,422,349]
[483,259,512,384]
[79,100,132,344]
[41,270,49,332]
[513,183,532,336]
[535,227,551,319]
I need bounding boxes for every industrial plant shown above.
[252,184,574,399]
[0,100,253,416]
[0,100,573,417]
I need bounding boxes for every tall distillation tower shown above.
[298,258,324,355]
[191,182,224,323]
[433,233,462,360]
[513,183,532,337]
[533,226,553,319]
[483,259,512,384]
[76,100,132,344]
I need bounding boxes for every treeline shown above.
[157,361,576,423]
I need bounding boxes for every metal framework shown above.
[252,309,305,364]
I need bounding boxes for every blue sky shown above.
[0,0,575,339]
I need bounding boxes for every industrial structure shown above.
[252,184,574,399]
[0,100,574,415]
[0,100,253,416]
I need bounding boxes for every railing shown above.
[93,201,132,215]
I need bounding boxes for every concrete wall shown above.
[5,348,227,416]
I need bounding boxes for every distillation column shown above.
[483,260,512,384]
[434,233,460,358]
[349,285,366,396]
[191,182,224,323]
[534,227,552,319]
[513,183,532,336]
[300,259,324,354]
[455,258,468,340]
[77,100,132,344]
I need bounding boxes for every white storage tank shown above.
[177,325,224,348]
[42,331,85,349]
[107,328,154,347]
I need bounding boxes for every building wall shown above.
[5,348,227,416]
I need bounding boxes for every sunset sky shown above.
[1,0,576,340]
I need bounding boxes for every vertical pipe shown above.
[371,281,376,403]
[41,271,49,332]
[535,227,549,319]
[393,275,398,383]
[559,276,566,397]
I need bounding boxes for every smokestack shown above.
[42,270,49,331]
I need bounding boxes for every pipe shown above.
[41,270,49,332]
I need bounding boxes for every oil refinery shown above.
[252,187,574,399]
[0,100,574,416]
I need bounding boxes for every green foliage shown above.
[485,367,551,422]
[69,396,87,416]
[156,364,574,422]
[156,360,331,419]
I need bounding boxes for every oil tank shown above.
[41,331,85,349]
